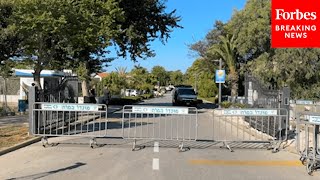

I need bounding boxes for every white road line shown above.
[152,158,159,170]
[154,142,159,152]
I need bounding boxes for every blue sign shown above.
[215,70,226,83]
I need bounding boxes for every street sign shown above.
[309,115,320,125]
[215,70,226,83]
[41,103,100,111]
[132,106,189,115]
[222,109,278,116]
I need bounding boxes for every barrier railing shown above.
[296,112,320,175]
[122,105,198,151]
[207,108,288,152]
[32,102,108,147]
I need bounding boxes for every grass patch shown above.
[0,125,33,151]
[199,97,216,103]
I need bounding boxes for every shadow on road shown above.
[6,162,86,180]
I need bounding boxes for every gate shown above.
[207,108,289,152]
[122,105,198,151]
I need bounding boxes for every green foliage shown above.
[208,35,239,98]
[151,65,169,86]
[129,66,154,91]
[97,72,127,96]
[185,58,217,98]
[220,101,232,108]
[227,0,320,99]
[190,0,320,100]
[169,70,184,85]
[4,0,181,89]
[0,0,20,77]
[114,0,182,61]
[197,72,217,98]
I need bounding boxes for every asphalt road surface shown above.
[0,93,316,180]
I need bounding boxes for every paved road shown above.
[0,105,122,127]
[0,93,316,179]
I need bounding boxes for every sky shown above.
[107,0,247,73]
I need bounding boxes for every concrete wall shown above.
[0,95,19,103]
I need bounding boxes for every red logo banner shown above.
[271,0,320,48]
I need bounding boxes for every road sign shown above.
[132,106,189,115]
[215,70,226,83]
[41,103,99,111]
[309,115,320,125]
[222,109,278,116]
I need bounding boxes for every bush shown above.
[220,101,232,108]
[220,101,247,108]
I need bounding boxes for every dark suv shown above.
[172,86,198,106]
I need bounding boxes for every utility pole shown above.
[218,58,222,108]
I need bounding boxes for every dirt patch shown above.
[0,125,33,151]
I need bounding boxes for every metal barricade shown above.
[32,102,108,147]
[296,112,320,175]
[122,105,198,151]
[209,108,288,152]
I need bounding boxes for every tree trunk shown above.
[229,69,238,102]
[82,80,89,97]
[4,78,8,112]
[33,67,42,89]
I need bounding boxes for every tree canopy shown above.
[2,0,181,94]
[190,0,320,99]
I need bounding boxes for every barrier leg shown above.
[178,141,190,152]
[132,139,136,151]
[41,136,48,148]
[220,141,233,152]
[90,138,97,148]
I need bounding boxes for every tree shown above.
[226,0,320,99]
[115,66,127,77]
[169,70,184,85]
[208,35,239,99]
[226,0,271,62]
[0,1,20,112]
[10,0,181,97]
[130,66,152,91]
[185,58,217,98]
[0,0,20,75]
[113,0,182,61]
[97,72,127,96]
[190,20,227,58]
[151,65,169,86]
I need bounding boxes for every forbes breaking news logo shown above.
[271,0,320,48]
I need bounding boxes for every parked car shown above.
[172,85,198,106]
[125,89,138,96]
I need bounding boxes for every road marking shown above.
[154,142,159,152]
[189,160,302,167]
[153,158,159,170]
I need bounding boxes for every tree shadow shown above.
[6,162,86,180]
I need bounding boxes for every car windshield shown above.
[178,88,195,95]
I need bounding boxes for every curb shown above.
[0,136,42,156]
